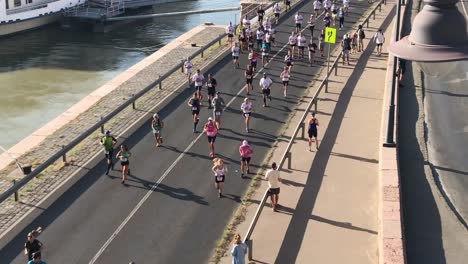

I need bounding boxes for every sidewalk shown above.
[220,2,396,263]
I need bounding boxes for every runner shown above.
[24,228,43,261]
[212,92,225,129]
[323,12,332,28]
[187,93,201,132]
[357,24,366,52]
[319,28,325,57]
[280,66,291,97]
[226,21,235,46]
[331,3,339,26]
[256,27,265,50]
[285,50,293,71]
[245,65,254,95]
[263,17,271,31]
[351,32,358,54]
[313,0,322,17]
[308,14,316,38]
[341,33,351,65]
[236,23,245,51]
[265,162,282,211]
[338,7,345,30]
[151,113,164,147]
[257,5,265,25]
[297,32,306,59]
[116,145,131,184]
[248,48,258,72]
[343,0,350,15]
[307,112,319,151]
[265,29,272,48]
[100,130,117,175]
[242,15,251,30]
[294,12,303,33]
[374,28,385,56]
[211,158,226,198]
[323,0,332,12]
[241,97,253,132]
[206,73,217,108]
[288,31,297,59]
[239,140,253,178]
[261,40,270,67]
[247,30,255,51]
[191,69,205,102]
[284,0,291,12]
[308,39,318,65]
[259,72,273,107]
[232,42,240,68]
[269,26,276,47]
[273,2,281,25]
[203,117,219,157]
[183,57,193,85]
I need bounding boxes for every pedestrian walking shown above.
[203,117,218,157]
[259,72,273,107]
[151,113,164,147]
[231,234,247,264]
[341,34,351,65]
[212,157,227,198]
[24,227,43,261]
[184,57,193,84]
[241,97,253,132]
[357,24,366,52]
[308,112,319,150]
[265,162,282,211]
[239,140,253,178]
[100,130,117,175]
[116,144,131,184]
[374,28,385,55]
[27,251,46,264]
[212,92,225,129]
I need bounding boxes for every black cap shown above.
[32,251,41,259]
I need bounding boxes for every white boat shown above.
[0,0,83,37]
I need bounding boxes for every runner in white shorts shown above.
[184,57,193,85]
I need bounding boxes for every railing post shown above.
[12,179,18,202]
[181,60,184,73]
[159,75,162,89]
[247,239,253,260]
[201,50,204,58]
[367,19,370,28]
[335,63,338,76]
[373,10,376,19]
[131,94,136,109]
[325,78,329,93]
[218,39,222,47]
[379,2,382,11]
[300,122,305,139]
[287,152,292,169]
[100,116,105,134]
[62,145,67,164]
[314,98,318,113]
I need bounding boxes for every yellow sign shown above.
[324,27,337,44]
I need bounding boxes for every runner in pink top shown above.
[204,117,219,157]
[239,140,253,178]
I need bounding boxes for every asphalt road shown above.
[0,1,372,263]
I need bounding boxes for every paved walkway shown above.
[220,2,396,263]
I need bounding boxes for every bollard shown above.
[314,98,318,113]
[100,116,105,134]
[247,239,253,260]
[159,75,162,89]
[300,122,305,139]
[62,145,67,164]
[13,179,18,202]
[287,152,292,169]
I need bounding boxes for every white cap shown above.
[242,140,248,146]
[153,113,158,118]
[208,117,214,121]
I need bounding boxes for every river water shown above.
[0,0,239,149]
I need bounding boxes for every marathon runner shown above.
[188,93,201,133]
[308,39,318,65]
[184,57,193,85]
[313,0,322,17]
[192,69,205,103]
[203,117,219,157]
[259,72,273,107]
[151,113,164,147]
[284,0,291,12]
[100,130,117,175]
[323,0,332,12]
[245,65,254,95]
[247,30,255,51]
[116,145,131,184]
[319,29,325,57]
[236,23,245,51]
[226,21,235,46]
[280,66,291,97]
[212,158,227,198]
[263,17,271,31]
[257,5,265,25]
[308,14,316,39]
[239,140,253,178]
[269,27,276,47]
[261,40,270,67]
[273,2,281,25]
[338,7,345,30]
[242,15,251,30]
[206,73,217,108]
[288,31,297,59]
[294,12,303,33]
[331,3,339,26]
[241,97,253,132]
[307,112,319,151]
[285,50,293,71]
[323,12,332,28]
[256,27,265,50]
[343,0,350,15]
[212,92,225,129]
[265,29,272,48]
[232,42,240,68]
[297,32,307,59]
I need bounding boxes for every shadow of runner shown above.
[273,9,395,262]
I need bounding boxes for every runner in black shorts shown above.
[245,65,254,95]
[285,0,291,12]
[188,93,201,133]
[206,74,217,109]
[307,112,319,151]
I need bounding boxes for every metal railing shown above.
[242,0,386,259]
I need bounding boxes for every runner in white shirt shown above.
[374,28,385,56]
[297,32,307,59]
[313,0,322,17]
[256,28,265,50]
[226,22,235,46]
[265,162,281,211]
[288,32,297,59]
[242,15,251,29]
[184,57,193,84]
[280,66,291,97]
[343,0,350,15]
[231,42,240,68]
[308,14,316,38]
[273,3,281,24]
[269,27,276,47]
[323,0,332,11]
[294,12,304,33]
[259,72,273,107]
[263,18,271,31]
[240,97,253,132]
[191,69,205,102]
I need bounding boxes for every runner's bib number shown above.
[192,107,198,110]
[216,176,224,181]
[215,111,222,116]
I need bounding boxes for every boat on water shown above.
[0,0,83,37]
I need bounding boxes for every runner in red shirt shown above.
[203,117,219,157]
[239,140,253,178]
